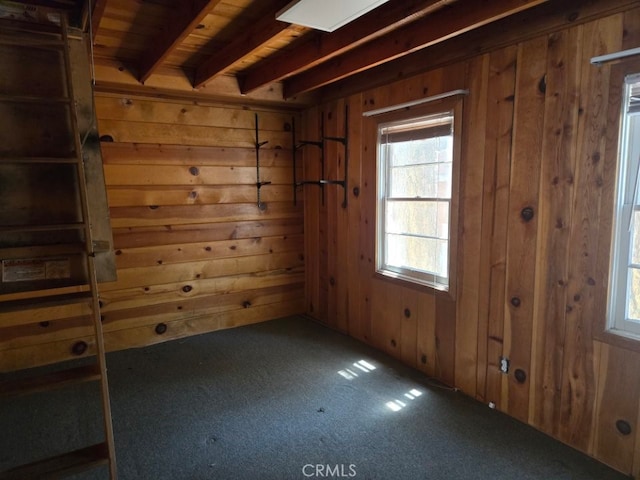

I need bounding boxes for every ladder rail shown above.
[60,15,117,479]
[0,16,117,480]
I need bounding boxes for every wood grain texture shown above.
[2,88,304,371]
[529,26,582,437]
[558,15,622,451]
[482,46,517,410]
[502,35,546,423]
[302,6,640,477]
[593,343,640,474]
[457,54,488,397]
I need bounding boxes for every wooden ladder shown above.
[0,15,117,480]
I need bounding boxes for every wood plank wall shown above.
[0,94,305,371]
[303,6,640,476]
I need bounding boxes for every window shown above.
[376,107,457,291]
[609,73,640,338]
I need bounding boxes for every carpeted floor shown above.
[0,316,628,479]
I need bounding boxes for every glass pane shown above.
[632,210,640,265]
[627,267,640,321]
[388,136,453,167]
[386,201,449,239]
[385,234,448,278]
[389,162,452,198]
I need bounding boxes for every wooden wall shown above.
[0,94,305,371]
[303,6,640,477]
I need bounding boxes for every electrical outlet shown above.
[499,357,510,374]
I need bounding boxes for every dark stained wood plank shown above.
[357,111,378,345]
[416,291,437,378]
[138,0,224,83]
[240,0,453,93]
[502,35,547,424]
[0,443,109,480]
[0,364,100,398]
[482,46,517,410]
[400,289,419,369]
[593,343,640,474]
[371,278,403,359]
[302,106,322,318]
[346,94,364,341]
[436,295,456,386]
[456,54,488,397]
[558,15,622,451]
[283,0,549,97]
[530,26,582,438]
[333,101,349,334]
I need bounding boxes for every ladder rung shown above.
[0,291,94,314]
[0,243,86,259]
[0,223,85,233]
[0,156,78,164]
[0,442,109,480]
[0,364,101,398]
[0,94,71,104]
[0,36,65,49]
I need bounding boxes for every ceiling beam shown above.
[193,2,293,89]
[239,0,454,94]
[283,0,549,97]
[138,0,223,84]
[90,0,107,41]
[321,0,636,102]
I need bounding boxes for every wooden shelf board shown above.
[0,156,78,164]
[0,36,64,49]
[0,364,101,398]
[0,94,71,104]
[0,223,85,234]
[0,291,93,314]
[0,443,109,480]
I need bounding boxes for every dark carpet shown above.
[0,316,628,480]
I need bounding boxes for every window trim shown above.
[607,73,640,339]
[373,98,462,298]
[594,58,640,353]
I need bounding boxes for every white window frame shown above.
[375,101,461,293]
[608,73,640,338]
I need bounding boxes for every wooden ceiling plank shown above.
[283,0,549,97]
[193,2,293,88]
[239,0,454,94]
[138,0,223,84]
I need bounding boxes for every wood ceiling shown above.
[17,0,553,106]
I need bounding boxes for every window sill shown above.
[593,327,640,354]
[374,270,455,301]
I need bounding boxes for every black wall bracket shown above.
[292,105,349,208]
[254,113,271,211]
